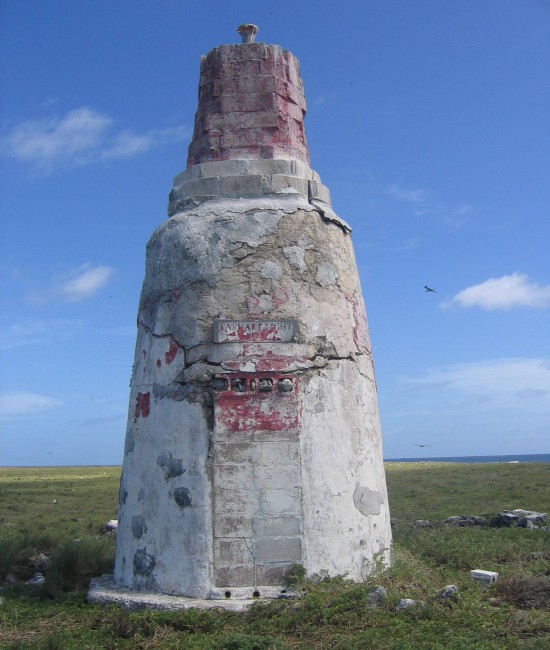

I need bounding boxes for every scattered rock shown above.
[444,510,547,530]
[492,513,517,527]
[105,519,118,531]
[367,585,387,606]
[517,512,547,528]
[414,520,432,528]
[437,585,461,602]
[512,509,532,517]
[396,598,424,612]
[25,572,45,586]
[446,515,479,527]
[30,553,50,571]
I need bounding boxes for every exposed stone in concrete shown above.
[133,549,155,577]
[353,485,385,516]
[315,262,338,288]
[283,245,307,271]
[260,260,283,280]
[173,487,192,508]
[132,515,147,539]
[157,453,186,480]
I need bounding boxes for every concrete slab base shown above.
[87,575,298,612]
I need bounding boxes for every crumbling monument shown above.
[114,24,391,600]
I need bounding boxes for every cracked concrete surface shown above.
[115,190,391,598]
[113,32,390,602]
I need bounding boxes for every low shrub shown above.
[46,537,115,594]
[496,574,550,610]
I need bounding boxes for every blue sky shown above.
[1,1,549,466]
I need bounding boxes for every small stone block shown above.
[215,564,255,588]
[470,570,498,583]
[253,516,301,538]
[309,180,331,204]
[214,514,253,538]
[221,175,263,197]
[255,564,294,586]
[214,538,252,564]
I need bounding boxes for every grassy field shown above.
[0,462,549,649]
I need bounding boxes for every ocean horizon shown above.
[384,453,550,464]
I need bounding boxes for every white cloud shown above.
[0,318,83,350]
[0,391,61,419]
[381,358,550,456]
[386,184,428,204]
[101,126,189,160]
[314,91,337,106]
[405,358,550,401]
[61,264,115,302]
[5,108,112,168]
[3,107,189,170]
[26,263,115,305]
[444,272,550,310]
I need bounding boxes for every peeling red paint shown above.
[272,286,289,308]
[255,352,307,373]
[164,337,181,365]
[346,293,370,353]
[214,374,300,433]
[134,392,150,422]
[245,295,261,316]
[156,359,162,368]
[187,44,309,167]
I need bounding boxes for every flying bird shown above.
[424,286,437,293]
[413,444,432,448]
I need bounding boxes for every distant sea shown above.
[384,453,550,464]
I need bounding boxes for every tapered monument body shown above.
[115,27,391,599]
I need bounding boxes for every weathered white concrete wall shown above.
[115,188,391,597]
[115,33,391,599]
[301,357,391,579]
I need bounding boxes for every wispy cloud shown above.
[314,91,337,106]
[404,358,550,401]
[82,414,125,429]
[0,391,61,419]
[101,126,189,160]
[386,184,428,204]
[381,358,550,454]
[27,263,115,305]
[443,272,550,310]
[384,184,472,228]
[3,107,189,171]
[0,318,84,350]
[61,264,115,302]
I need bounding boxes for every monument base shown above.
[87,575,299,612]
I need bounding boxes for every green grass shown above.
[1,463,549,649]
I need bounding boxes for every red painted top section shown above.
[187,42,309,167]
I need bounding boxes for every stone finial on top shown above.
[237,24,259,44]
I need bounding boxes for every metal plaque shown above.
[214,320,298,343]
